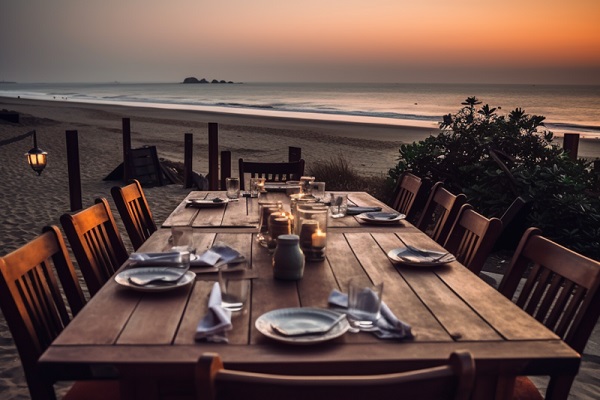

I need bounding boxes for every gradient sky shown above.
[2,0,599,84]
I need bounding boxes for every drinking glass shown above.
[170,226,194,253]
[219,278,250,312]
[225,177,240,199]
[347,279,383,329]
[311,182,326,202]
[329,193,348,218]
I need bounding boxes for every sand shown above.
[1,97,599,399]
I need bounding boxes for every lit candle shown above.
[311,229,327,248]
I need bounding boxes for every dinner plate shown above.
[356,212,406,224]
[185,198,230,208]
[255,308,350,344]
[114,268,196,292]
[387,248,456,267]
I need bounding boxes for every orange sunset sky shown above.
[1,0,599,84]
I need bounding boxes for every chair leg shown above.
[545,374,576,400]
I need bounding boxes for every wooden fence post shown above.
[66,130,82,212]
[563,133,580,160]
[183,133,193,188]
[220,151,231,190]
[289,146,302,162]
[208,123,219,190]
[122,118,131,182]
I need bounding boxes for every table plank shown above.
[436,264,559,341]
[348,232,452,341]
[117,284,193,344]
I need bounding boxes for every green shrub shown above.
[389,97,600,260]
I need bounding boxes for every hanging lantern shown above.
[25,130,47,175]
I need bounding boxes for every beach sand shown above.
[1,97,599,399]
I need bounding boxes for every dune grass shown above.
[307,154,390,202]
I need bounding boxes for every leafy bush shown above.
[389,97,600,260]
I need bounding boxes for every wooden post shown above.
[563,133,580,160]
[66,130,82,212]
[220,151,231,190]
[122,118,131,182]
[289,146,302,162]
[208,123,219,190]
[183,133,193,188]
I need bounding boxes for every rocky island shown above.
[182,77,236,84]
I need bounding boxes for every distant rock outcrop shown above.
[182,77,235,84]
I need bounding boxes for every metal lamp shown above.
[25,130,47,175]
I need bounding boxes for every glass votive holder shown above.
[257,202,283,247]
[300,176,315,196]
[285,181,302,196]
[249,177,266,198]
[296,205,327,261]
[267,212,292,251]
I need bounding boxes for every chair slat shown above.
[112,180,157,250]
[61,198,128,297]
[238,158,305,190]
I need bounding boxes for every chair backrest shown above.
[499,227,600,354]
[416,182,467,245]
[391,172,423,219]
[111,179,157,250]
[444,204,503,275]
[196,351,476,400]
[60,198,129,297]
[238,158,305,190]
[0,226,86,400]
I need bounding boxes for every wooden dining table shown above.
[39,191,580,399]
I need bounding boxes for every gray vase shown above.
[272,234,305,280]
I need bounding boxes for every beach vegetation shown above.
[308,154,388,200]
[389,97,600,260]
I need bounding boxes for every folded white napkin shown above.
[192,243,245,268]
[195,282,232,343]
[328,289,413,340]
[128,251,185,267]
[346,206,382,215]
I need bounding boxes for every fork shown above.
[397,237,450,261]
[397,236,431,256]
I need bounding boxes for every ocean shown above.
[1,82,599,138]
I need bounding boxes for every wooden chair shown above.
[0,226,120,400]
[196,351,476,400]
[498,227,600,400]
[238,158,305,190]
[416,182,467,245]
[443,204,503,276]
[391,172,423,221]
[111,179,157,250]
[60,198,129,297]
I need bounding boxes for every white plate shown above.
[255,308,349,344]
[185,198,230,208]
[356,212,406,224]
[114,268,196,292]
[387,248,456,267]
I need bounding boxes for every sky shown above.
[1,0,600,84]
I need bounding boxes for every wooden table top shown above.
[39,192,580,399]
[161,191,396,230]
